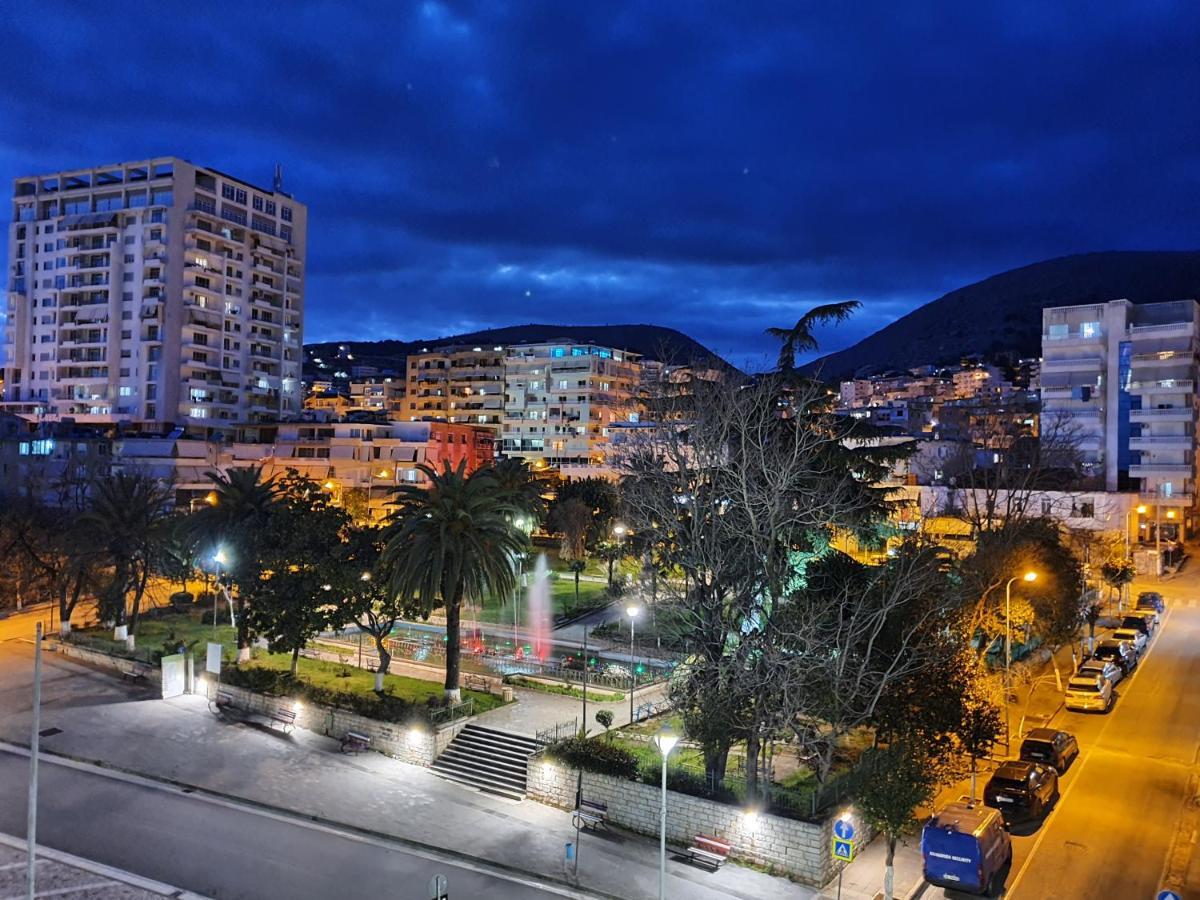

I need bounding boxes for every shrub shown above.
[221,664,433,724]
[595,709,614,736]
[169,591,194,605]
[546,735,639,780]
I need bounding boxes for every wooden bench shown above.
[572,798,609,831]
[340,730,371,755]
[462,673,490,693]
[685,834,731,870]
[121,662,151,683]
[269,707,297,734]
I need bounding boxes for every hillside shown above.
[304,323,730,377]
[804,251,1200,381]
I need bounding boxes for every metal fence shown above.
[427,698,475,727]
[535,718,579,745]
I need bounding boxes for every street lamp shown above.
[654,726,679,900]
[627,605,640,725]
[1004,571,1036,747]
[212,548,229,638]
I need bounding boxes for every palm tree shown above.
[82,472,172,640]
[188,466,282,661]
[384,461,526,701]
[766,300,861,372]
[486,456,545,523]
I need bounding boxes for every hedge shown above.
[545,735,639,780]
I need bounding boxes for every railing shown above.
[1129,380,1194,392]
[536,718,578,745]
[427,698,474,727]
[1131,322,1192,334]
[1129,408,1190,417]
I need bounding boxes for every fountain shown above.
[525,553,553,662]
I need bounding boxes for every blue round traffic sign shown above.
[1157,891,1180,900]
[834,819,855,841]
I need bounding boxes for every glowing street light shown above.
[654,726,679,900]
[1003,571,1037,746]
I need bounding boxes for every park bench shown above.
[685,834,731,870]
[269,707,297,734]
[121,661,151,683]
[340,730,371,755]
[572,798,609,831]
[463,673,490,693]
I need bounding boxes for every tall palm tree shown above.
[188,466,282,660]
[82,472,172,639]
[766,300,861,372]
[486,456,546,523]
[384,461,526,700]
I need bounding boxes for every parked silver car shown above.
[1112,627,1147,655]
[1077,657,1122,687]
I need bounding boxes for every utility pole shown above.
[27,622,43,900]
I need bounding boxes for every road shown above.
[921,576,1200,900]
[0,747,579,900]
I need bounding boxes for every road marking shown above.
[0,742,612,899]
[1005,602,1175,896]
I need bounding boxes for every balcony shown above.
[1042,330,1104,345]
[1140,492,1194,507]
[1130,407,1193,422]
[1130,463,1193,478]
[1129,435,1193,451]
[1128,379,1194,394]
[1130,322,1194,338]
[1041,356,1102,370]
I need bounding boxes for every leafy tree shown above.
[188,465,282,660]
[552,477,620,548]
[342,525,407,691]
[568,558,588,609]
[766,300,860,372]
[488,456,546,523]
[82,472,172,637]
[855,742,941,900]
[383,461,525,700]
[595,709,614,740]
[1100,559,1134,607]
[245,471,352,675]
[550,497,591,562]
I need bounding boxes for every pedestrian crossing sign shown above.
[832,838,855,862]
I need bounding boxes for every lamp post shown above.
[627,605,640,724]
[1004,571,1036,747]
[212,548,228,638]
[654,727,679,900]
[612,523,628,586]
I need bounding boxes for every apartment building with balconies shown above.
[1042,298,1199,535]
[2,157,306,431]
[401,345,505,431]
[501,340,641,476]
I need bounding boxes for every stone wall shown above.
[55,641,161,684]
[527,758,870,886]
[52,640,466,767]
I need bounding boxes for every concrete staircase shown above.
[431,723,541,800]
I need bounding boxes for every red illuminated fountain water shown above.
[526,552,552,662]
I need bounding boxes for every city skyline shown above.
[3,3,1199,369]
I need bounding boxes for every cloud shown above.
[1,1,1198,366]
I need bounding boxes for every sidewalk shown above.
[0,647,812,900]
[0,831,207,899]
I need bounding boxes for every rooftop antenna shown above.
[273,163,283,193]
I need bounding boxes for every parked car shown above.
[1019,728,1079,773]
[1077,657,1122,688]
[1065,672,1114,713]
[921,801,1012,896]
[1123,610,1158,632]
[1112,627,1147,655]
[1136,591,1165,613]
[984,761,1059,822]
[1093,638,1137,675]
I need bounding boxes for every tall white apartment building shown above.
[502,340,640,475]
[2,156,305,430]
[1041,298,1198,535]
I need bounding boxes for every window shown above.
[222,184,236,200]
[253,195,264,211]
[281,205,292,222]
[266,200,276,215]
[551,347,565,358]
[124,254,135,263]
[1080,322,1100,339]
[280,225,292,243]
[118,386,134,397]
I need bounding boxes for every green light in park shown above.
[589,658,597,666]
[636,664,645,674]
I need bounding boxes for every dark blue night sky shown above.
[3,2,1199,369]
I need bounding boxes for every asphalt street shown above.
[0,747,580,900]
[919,579,1200,900]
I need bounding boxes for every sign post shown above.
[831,818,856,900]
[427,873,448,900]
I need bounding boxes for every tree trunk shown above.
[128,563,151,634]
[607,555,615,586]
[574,570,580,606]
[375,638,391,693]
[290,646,300,678]
[444,587,463,701]
[235,593,251,663]
[745,726,760,804]
[884,834,896,900]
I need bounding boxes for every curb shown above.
[0,740,622,900]
[0,830,211,899]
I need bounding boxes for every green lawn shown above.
[73,611,238,665]
[469,575,609,625]
[506,675,624,702]
[236,653,505,713]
